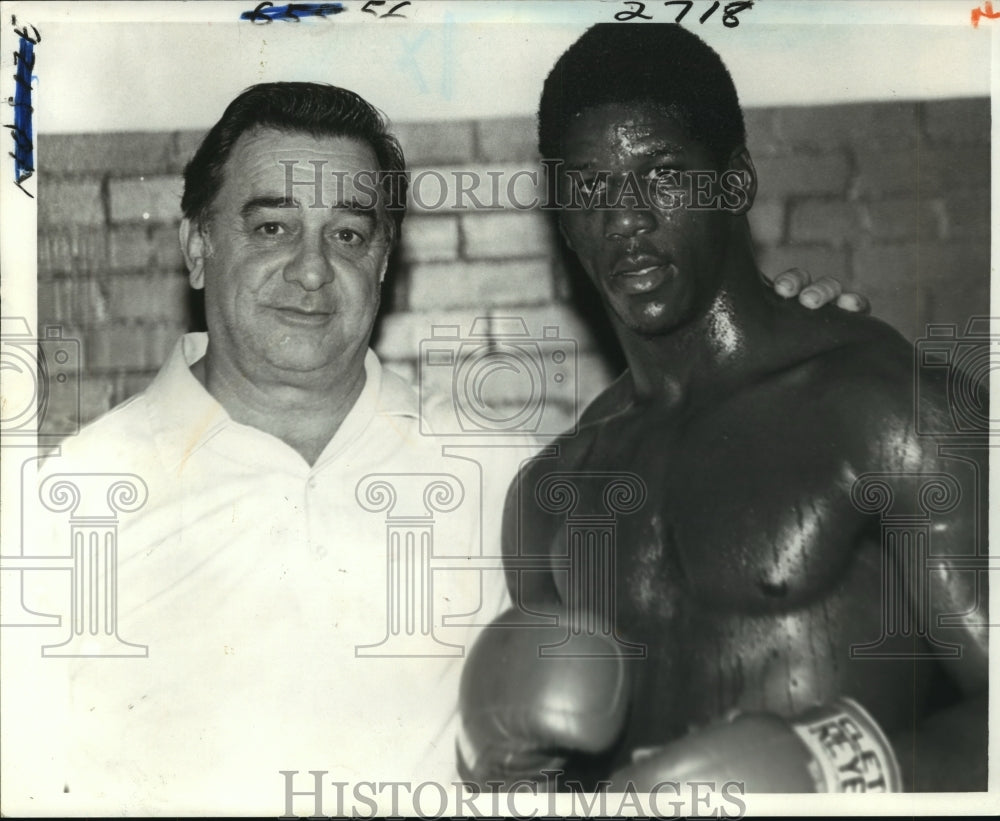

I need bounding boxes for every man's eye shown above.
[334,228,365,245]
[646,167,682,184]
[576,176,605,195]
[255,222,286,236]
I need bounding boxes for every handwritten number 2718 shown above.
[616,1,754,27]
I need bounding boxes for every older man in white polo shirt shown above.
[22,82,534,815]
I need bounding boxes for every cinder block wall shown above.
[36,98,990,434]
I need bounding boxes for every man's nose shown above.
[603,203,656,241]
[603,177,655,240]
[284,235,335,290]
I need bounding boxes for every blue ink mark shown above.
[440,12,454,101]
[396,30,430,94]
[7,31,36,197]
[240,2,345,23]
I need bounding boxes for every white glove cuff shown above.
[790,697,903,792]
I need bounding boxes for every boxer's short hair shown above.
[538,24,745,164]
[182,82,407,238]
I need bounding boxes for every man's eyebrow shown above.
[563,143,685,171]
[637,141,685,158]
[240,196,296,218]
[239,196,378,219]
[240,196,377,217]
[331,197,378,217]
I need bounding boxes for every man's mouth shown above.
[271,306,333,325]
[611,257,676,295]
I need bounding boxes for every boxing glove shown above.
[609,698,902,793]
[458,607,631,787]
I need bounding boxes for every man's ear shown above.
[179,218,209,290]
[726,146,757,216]
[379,220,397,284]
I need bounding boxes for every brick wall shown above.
[36,98,990,435]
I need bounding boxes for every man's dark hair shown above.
[181,81,408,238]
[538,24,745,164]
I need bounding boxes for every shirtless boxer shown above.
[458,24,988,793]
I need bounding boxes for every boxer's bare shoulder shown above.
[762,303,968,472]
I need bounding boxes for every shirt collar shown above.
[144,332,422,472]
[372,356,421,419]
[144,333,228,472]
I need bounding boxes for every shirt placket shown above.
[303,470,329,560]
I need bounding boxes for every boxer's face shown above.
[558,101,734,337]
[183,127,392,385]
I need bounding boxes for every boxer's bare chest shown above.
[527,378,868,613]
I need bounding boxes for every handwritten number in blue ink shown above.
[397,30,431,94]
[7,21,36,197]
[440,11,455,101]
[240,2,345,23]
[615,1,653,21]
[12,45,35,71]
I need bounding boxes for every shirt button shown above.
[307,477,318,490]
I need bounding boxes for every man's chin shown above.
[256,339,349,378]
[608,299,684,339]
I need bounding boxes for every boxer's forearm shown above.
[891,692,987,792]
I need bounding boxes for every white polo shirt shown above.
[16,333,538,815]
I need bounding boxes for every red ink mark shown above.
[972,1,1000,27]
